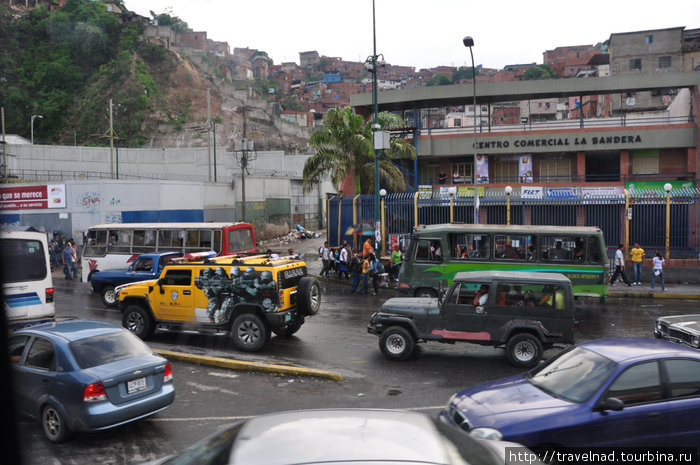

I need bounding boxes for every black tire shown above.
[379,326,415,361]
[42,404,72,443]
[231,313,269,352]
[100,285,118,307]
[506,333,544,368]
[297,277,321,316]
[415,288,437,298]
[272,318,303,337]
[122,305,155,340]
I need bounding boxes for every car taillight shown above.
[46,287,54,303]
[278,289,284,306]
[163,362,173,383]
[83,382,107,402]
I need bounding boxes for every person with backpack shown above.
[319,242,330,278]
[369,253,384,296]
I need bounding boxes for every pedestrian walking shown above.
[359,253,370,294]
[61,242,74,280]
[363,237,374,258]
[349,251,363,293]
[319,241,330,278]
[609,243,631,287]
[71,239,79,279]
[630,242,645,285]
[651,252,666,291]
[368,253,384,296]
[389,244,402,281]
[338,243,350,279]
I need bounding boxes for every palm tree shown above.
[303,106,415,194]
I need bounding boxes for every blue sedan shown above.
[9,320,175,442]
[440,338,700,449]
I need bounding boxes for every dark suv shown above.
[367,270,575,367]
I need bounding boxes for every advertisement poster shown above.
[520,187,543,200]
[545,187,579,200]
[0,184,66,210]
[519,155,533,183]
[418,185,433,199]
[475,154,489,184]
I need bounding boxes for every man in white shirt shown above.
[609,243,631,286]
[319,242,331,278]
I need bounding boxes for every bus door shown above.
[412,237,447,287]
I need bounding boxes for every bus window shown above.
[541,236,578,262]
[227,228,254,253]
[158,230,184,251]
[84,229,108,256]
[108,230,131,253]
[588,237,601,263]
[468,234,490,259]
[212,230,222,253]
[133,229,156,253]
[494,234,532,261]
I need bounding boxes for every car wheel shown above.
[379,326,415,361]
[231,313,269,352]
[297,277,321,316]
[415,288,437,298]
[42,404,72,443]
[506,333,543,368]
[122,305,155,340]
[272,318,303,337]
[100,286,118,307]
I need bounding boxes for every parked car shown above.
[9,319,175,442]
[145,408,542,465]
[117,253,320,352]
[654,314,700,349]
[368,271,575,367]
[90,252,183,307]
[439,337,700,451]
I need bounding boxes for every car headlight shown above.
[655,321,662,332]
[692,335,700,348]
[469,427,503,441]
[446,393,457,411]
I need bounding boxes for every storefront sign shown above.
[0,184,66,210]
[580,186,626,198]
[418,185,433,199]
[457,186,486,198]
[520,187,543,199]
[546,187,579,200]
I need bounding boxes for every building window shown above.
[493,160,518,183]
[453,118,462,127]
[424,164,440,184]
[632,151,659,174]
[629,59,642,71]
[451,162,472,180]
[658,56,671,69]
[645,34,654,44]
[540,158,571,182]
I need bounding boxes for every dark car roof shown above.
[578,337,700,363]
[454,270,572,284]
[15,319,124,342]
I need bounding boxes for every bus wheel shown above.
[415,288,437,298]
[379,326,415,361]
[506,333,543,368]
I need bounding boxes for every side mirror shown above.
[596,397,624,412]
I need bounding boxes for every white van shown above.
[1,230,55,330]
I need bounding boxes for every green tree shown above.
[426,73,451,86]
[303,106,415,194]
[523,64,557,80]
[150,9,189,33]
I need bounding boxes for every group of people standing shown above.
[609,242,666,290]
[318,238,403,296]
[49,236,79,280]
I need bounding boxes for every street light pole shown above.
[664,183,672,259]
[31,114,43,145]
[371,0,381,243]
[505,186,512,225]
[463,36,478,224]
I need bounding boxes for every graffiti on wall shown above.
[76,192,101,211]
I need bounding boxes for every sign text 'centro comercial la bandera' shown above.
[477,134,643,150]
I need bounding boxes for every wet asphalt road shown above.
[15,277,700,464]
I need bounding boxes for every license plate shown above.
[127,377,147,393]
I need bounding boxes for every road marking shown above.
[186,381,238,395]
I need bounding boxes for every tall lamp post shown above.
[505,186,512,225]
[379,189,387,257]
[367,0,385,248]
[31,114,43,145]
[664,183,672,259]
[463,36,478,224]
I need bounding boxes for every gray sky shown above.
[124,0,700,70]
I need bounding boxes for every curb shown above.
[154,349,344,382]
[609,291,700,300]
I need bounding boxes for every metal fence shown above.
[327,188,700,259]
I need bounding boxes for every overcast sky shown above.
[124,0,700,70]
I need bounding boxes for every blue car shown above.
[440,338,700,449]
[90,252,182,307]
[9,319,175,442]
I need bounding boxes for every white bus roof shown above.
[87,222,250,230]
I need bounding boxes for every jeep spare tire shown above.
[297,277,321,316]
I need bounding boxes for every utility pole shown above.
[233,107,256,222]
[104,99,118,179]
[206,89,212,182]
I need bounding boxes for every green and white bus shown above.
[397,224,609,302]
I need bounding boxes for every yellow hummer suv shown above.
[116,254,320,352]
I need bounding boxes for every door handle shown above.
[647,411,661,418]
[183,290,191,295]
